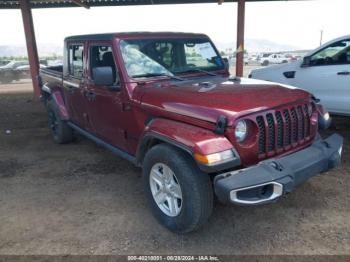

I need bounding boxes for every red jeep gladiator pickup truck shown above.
[40,32,343,233]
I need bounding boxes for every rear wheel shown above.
[46,99,74,144]
[143,144,213,233]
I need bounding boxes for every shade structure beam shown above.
[236,0,245,77]
[19,0,40,97]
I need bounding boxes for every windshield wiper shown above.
[132,73,185,81]
[176,68,219,77]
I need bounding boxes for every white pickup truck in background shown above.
[250,35,350,116]
[260,53,289,66]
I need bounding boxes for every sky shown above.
[0,0,349,51]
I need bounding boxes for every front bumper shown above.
[214,134,343,205]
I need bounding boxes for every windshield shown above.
[120,38,224,79]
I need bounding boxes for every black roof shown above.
[64,32,208,42]
[0,0,298,10]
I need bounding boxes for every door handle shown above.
[337,71,350,75]
[85,91,96,101]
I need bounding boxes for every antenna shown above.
[320,30,324,46]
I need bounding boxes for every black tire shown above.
[46,99,74,144]
[262,60,269,66]
[143,144,213,233]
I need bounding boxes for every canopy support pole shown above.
[19,0,40,97]
[236,0,245,77]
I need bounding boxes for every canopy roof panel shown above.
[0,0,295,9]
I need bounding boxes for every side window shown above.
[68,44,84,78]
[310,39,350,66]
[90,45,119,84]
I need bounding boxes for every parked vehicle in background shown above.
[0,60,29,84]
[48,59,63,67]
[260,53,289,66]
[40,32,342,233]
[16,64,47,79]
[229,54,249,66]
[250,35,350,116]
[0,60,11,66]
[247,54,259,64]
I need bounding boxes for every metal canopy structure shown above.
[1,0,290,9]
[0,0,296,96]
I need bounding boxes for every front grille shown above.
[256,103,313,155]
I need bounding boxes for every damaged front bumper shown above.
[214,134,343,205]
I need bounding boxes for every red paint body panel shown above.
[40,32,319,169]
[139,78,311,126]
[144,118,233,155]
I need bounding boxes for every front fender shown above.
[137,118,239,172]
[51,91,69,120]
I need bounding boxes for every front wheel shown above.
[143,144,213,233]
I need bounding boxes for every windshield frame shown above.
[117,36,225,81]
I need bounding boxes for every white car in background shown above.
[250,35,350,116]
[259,53,289,66]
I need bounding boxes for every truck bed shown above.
[41,65,63,78]
[40,66,63,93]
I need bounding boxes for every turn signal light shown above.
[194,150,234,165]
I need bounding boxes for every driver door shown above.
[85,43,128,150]
[291,39,350,115]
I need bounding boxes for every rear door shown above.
[85,42,128,150]
[63,42,91,129]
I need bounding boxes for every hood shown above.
[140,77,311,126]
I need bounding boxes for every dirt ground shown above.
[0,79,349,255]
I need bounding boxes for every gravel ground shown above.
[0,81,349,255]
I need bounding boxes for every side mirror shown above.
[92,66,114,86]
[301,56,311,67]
[222,58,229,70]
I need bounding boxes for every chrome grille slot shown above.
[266,113,275,152]
[290,108,298,143]
[283,109,291,146]
[297,106,305,140]
[275,111,283,149]
[256,116,266,154]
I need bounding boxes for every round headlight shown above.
[323,112,330,121]
[235,120,248,143]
